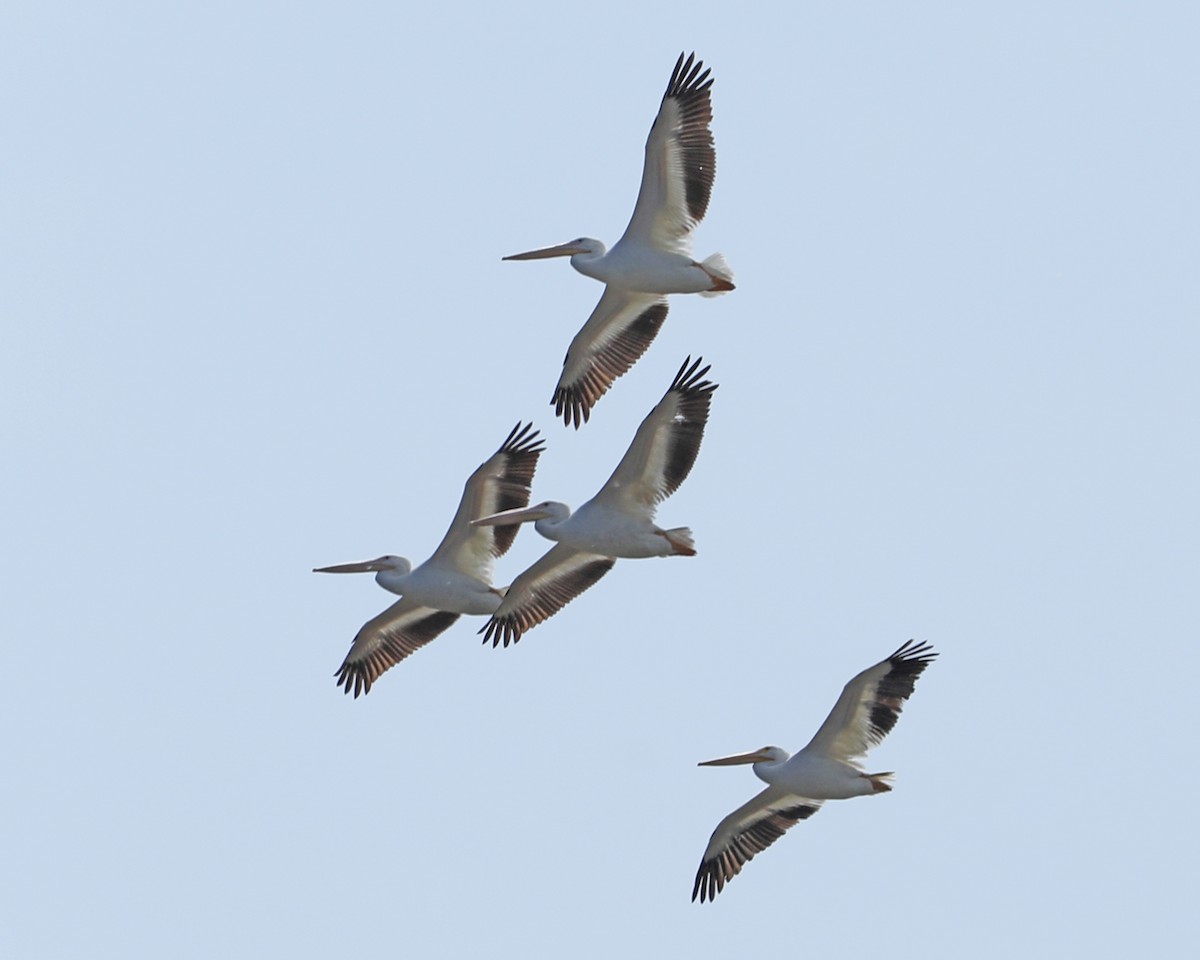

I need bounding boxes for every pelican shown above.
[692,640,938,903]
[471,357,716,646]
[314,422,545,696]
[504,52,734,428]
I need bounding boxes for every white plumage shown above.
[693,641,938,902]
[504,53,734,427]
[471,357,716,646]
[313,423,544,696]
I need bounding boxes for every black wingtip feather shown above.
[498,420,546,457]
[480,557,615,646]
[654,356,718,498]
[866,640,938,741]
[553,301,669,428]
[691,803,819,903]
[333,610,461,699]
[551,386,590,430]
[483,421,547,556]
[665,51,713,101]
[661,52,716,222]
[888,639,939,665]
[669,355,717,395]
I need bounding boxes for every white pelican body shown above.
[731,749,884,802]
[314,423,545,696]
[505,53,733,427]
[472,357,717,645]
[692,641,938,903]
[351,559,504,616]
[562,239,720,295]
[522,499,689,559]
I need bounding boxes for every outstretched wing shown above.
[552,289,669,428]
[478,543,615,647]
[620,52,717,255]
[334,598,462,697]
[692,785,822,903]
[427,422,545,578]
[592,356,716,516]
[803,640,939,761]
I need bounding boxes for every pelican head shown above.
[312,554,412,576]
[313,554,413,597]
[502,237,606,261]
[698,746,790,767]
[471,500,571,527]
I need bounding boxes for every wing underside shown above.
[553,290,669,428]
[803,640,939,761]
[479,543,616,647]
[335,598,463,697]
[693,786,822,903]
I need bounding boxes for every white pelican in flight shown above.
[314,423,545,697]
[504,52,733,428]
[471,357,716,646]
[692,640,938,903]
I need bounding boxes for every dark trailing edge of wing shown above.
[659,355,717,499]
[487,422,546,556]
[865,639,938,745]
[334,610,462,698]
[663,52,716,225]
[692,802,821,903]
[552,302,669,428]
[479,557,616,647]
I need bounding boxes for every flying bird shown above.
[314,422,545,696]
[692,640,938,903]
[471,357,716,645]
[504,52,733,428]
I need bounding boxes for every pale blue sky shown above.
[3,2,1198,957]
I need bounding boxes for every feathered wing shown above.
[334,598,462,697]
[692,786,823,903]
[803,640,939,761]
[621,52,716,254]
[428,422,545,577]
[552,289,669,428]
[593,357,717,514]
[478,543,616,647]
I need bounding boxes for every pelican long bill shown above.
[502,242,590,261]
[691,641,938,902]
[315,422,546,696]
[501,53,732,425]
[313,558,390,574]
[476,359,716,647]
[697,749,778,767]
[470,504,555,527]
